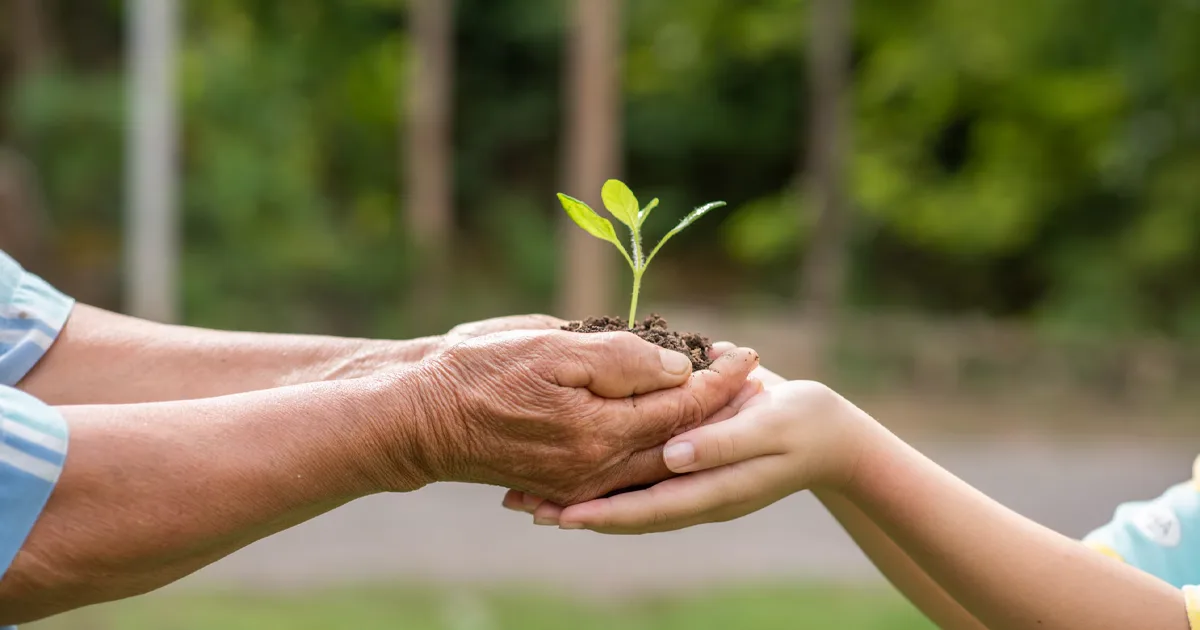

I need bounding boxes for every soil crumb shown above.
[562,313,712,371]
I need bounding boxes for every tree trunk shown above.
[11,0,51,76]
[4,0,53,268]
[0,148,44,263]
[558,0,621,320]
[405,0,454,328]
[798,0,853,374]
[125,0,180,323]
[406,0,453,256]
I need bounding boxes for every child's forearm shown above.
[844,423,1188,630]
[816,490,986,629]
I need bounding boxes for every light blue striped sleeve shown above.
[0,252,73,628]
[0,385,67,581]
[0,250,74,386]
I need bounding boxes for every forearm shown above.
[816,490,986,629]
[844,422,1188,630]
[0,374,427,624]
[19,304,441,404]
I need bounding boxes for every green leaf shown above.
[601,179,640,228]
[557,193,634,268]
[645,201,727,266]
[638,198,659,226]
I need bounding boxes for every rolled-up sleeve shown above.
[0,386,66,579]
[0,251,74,386]
[0,251,73,593]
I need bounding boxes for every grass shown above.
[28,584,936,630]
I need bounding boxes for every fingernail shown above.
[664,441,695,469]
[660,349,692,375]
[534,516,558,526]
[559,522,584,530]
[709,342,736,358]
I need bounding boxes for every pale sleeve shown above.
[1083,456,1200,628]
[0,250,74,386]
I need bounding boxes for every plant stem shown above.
[628,271,642,329]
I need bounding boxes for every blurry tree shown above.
[11,0,51,76]
[176,1,415,333]
[0,148,44,263]
[2,0,52,266]
[405,0,454,323]
[1,0,1198,343]
[799,0,853,372]
[558,0,621,319]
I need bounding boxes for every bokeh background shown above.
[4,0,1199,628]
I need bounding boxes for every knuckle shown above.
[711,431,739,464]
[680,390,710,431]
[605,332,649,362]
[606,330,641,349]
[788,380,840,412]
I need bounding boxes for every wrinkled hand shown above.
[501,342,853,531]
[440,314,567,350]
[402,330,760,505]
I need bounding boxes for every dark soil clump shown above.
[562,313,712,371]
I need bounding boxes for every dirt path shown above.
[168,437,1196,595]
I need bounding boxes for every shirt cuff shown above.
[0,254,74,386]
[0,386,68,580]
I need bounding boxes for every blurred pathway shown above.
[168,437,1197,595]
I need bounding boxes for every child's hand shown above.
[554,380,871,534]
[500,343,874,533]
[506,374,876,534]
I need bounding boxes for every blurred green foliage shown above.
[3,0,1200,339]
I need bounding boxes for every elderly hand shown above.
[500,340,790,523]
[439,314,568,350]
[377,329,760,505]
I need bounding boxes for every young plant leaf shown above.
[601,179,640,228]
[557,193,634,268]
[638,198,659,226]
[645,201,727,266]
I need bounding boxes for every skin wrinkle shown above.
[20,305,449,406]
[405,354,479,486]
[2,319,759,622]
[420,329,744,503]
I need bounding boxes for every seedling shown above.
[558,179,726,328]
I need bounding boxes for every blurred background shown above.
[4,0,1199,628]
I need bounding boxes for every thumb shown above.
[662,401,782,473]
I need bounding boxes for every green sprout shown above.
[557,179,727,329]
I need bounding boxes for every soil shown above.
[561,313,713,371]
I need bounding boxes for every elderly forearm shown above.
[846,426,1188,630]
[18,304,441,405]
[0,374,428,624]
